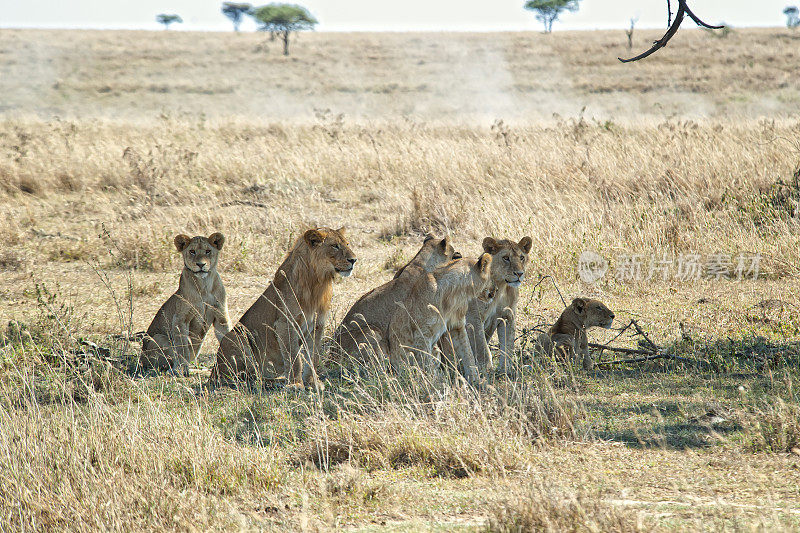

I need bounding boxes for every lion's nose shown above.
[196,262,205,268]
[348,258,357,265]
[514,271,524,278]
[609,312,615,319]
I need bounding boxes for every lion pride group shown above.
[141,227,615,390]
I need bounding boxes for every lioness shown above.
[332,234,460,362]
[444,236,531,375]
[141,233,231,375]
[210,227,356,390]
[537,297,615,370]
[387,253,493,386]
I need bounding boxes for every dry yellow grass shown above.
[1,28,800,531]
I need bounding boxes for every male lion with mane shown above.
[141,233,231,375]
[210,227,356,390]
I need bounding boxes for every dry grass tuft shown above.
[293,368,582,478]
[381,246,407,273]
[0,366,286,530]
[745,398,800,453]
[486,483,646,533]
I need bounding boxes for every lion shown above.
[332,234,460,363]
[439,236,531,376]
[141,233,231,375]
[386,253,494,386]
[537,297,615,370]
[210,227,356,390]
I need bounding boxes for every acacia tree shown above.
[156,14,183,30]
[524,0,580,33]
[251,3,317,55]
[222,2,252,32]
[785,6,800,29]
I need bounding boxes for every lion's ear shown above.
[208,232,225,250]
[336,226,346,237]
[174,234,191,252]
[519,236,532,254]
[438,236,450,253]
[423,233,435,244]
[572,297,587,314]
[304,229,325,247]
[476,252,493,275]
[482,237,499,255]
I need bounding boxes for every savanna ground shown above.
[1,27,800,531]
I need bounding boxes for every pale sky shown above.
[0,0,792,32]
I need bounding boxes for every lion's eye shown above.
[520,255,525,261]
[206,249,210,255]
[332,244,340,250]
[189,250,195,255]
[503,256,510,262]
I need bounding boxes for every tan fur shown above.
[537,297,615,370]
[333,235,460,362]
[141,233,230,375]
[210,227,355,389]
[387,253,493,386]
[441,236,532,375]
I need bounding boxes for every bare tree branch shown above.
[619,0,723,62]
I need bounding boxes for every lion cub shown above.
[141,233,231,375]
[537,297,615,370]
[387,253,493,386]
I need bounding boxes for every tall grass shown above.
[0,305,587,530]
[2,118,799,284]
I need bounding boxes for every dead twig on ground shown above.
[591,319,711,368]
[591,343,706,367]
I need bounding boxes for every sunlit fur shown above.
[387,253,493,386]
[333,234,461,363]
[441,236,532,375]
[141,233,231,375]
[210,227,355,389]
[538,298,615,370]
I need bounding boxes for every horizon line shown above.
[0,23,784,33]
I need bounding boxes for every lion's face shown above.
[430,235,462,264]
[304,227,357,278]
[482,236,532,288]
[573,297,615,329]
[174,232,224,278]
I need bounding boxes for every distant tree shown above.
[250,4,318,55]
[625,17,638,50]
[784,6,800,29]
[222,2,252,32]
[524,0,580,33]
[156,14,183,30]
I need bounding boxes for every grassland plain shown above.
[1,28,800,531]
[1,27,800,121]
